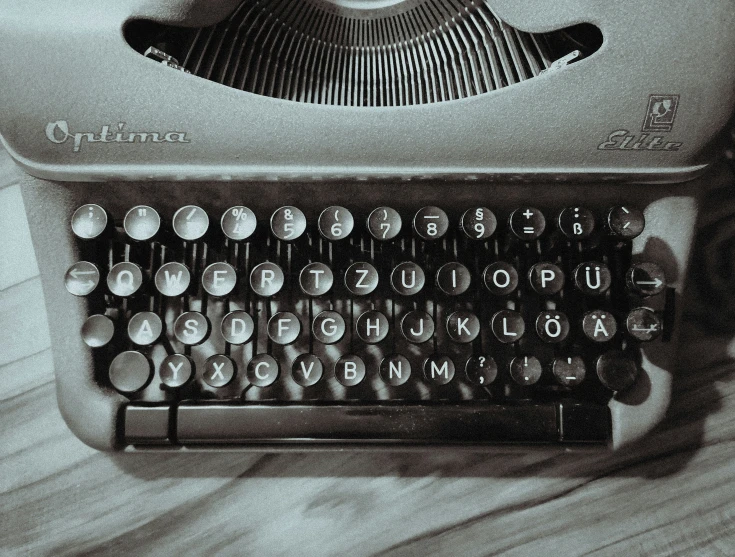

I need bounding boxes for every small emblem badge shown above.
[641,94,679,133]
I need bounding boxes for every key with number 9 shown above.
[460,207,496,240]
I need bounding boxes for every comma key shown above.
[465,356,498,386]
[65,261,100,297]
[107,262,144,297]
[71,203,109,240]
[173,311,210,346]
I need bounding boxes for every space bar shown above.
[176,403,560,444]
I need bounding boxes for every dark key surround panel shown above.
[56,180,683,449]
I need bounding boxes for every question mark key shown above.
[465,355,498,386]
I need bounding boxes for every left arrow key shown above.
[64,261,100,296]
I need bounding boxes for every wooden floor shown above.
[1,152,734,556]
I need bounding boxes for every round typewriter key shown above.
[202,262,237,297]
[271,206,306,241]
[221,206,256,241]
[465,356,498,386]
[380,354,411,386]
[81,314,114,348]
[124,205,160,241]
[154,262,191,297]
[509,207,545,241]
[390,262,425,296]
[446,310,480,343]
[221,310,254,345]
[128,311,163,346]
[423,355,455,385]
[299,262,333,296]
[460,207,497,240]
[625,307,663,342]
[335,355,366,387]
[528,262,565,295]
[535,310,570,343]
[413,206,449,240]
[173,311,210,346]
[552,356,586,387]
[292,354,324,387]
[367,206,402,241]
[250,262,285,297]
[71,203,108,240]
[318,206,354,241]
[109,351,152,394]
[582,310,617,343]
[558,207,595,239]
[247,354,279,387]
[312,310,346,344]
[65,261,100,297]
[510,356,543,386]
[345,262,379,295]
[172,205,209,241]
[356,310,389,344]
[107,262,144,297]
[491,310,525,343]
[436,262,471,296]
[626,262,666,297]
[160,354,194,389]
[267,312,301,345]
[596,351,638,392]
[607,206,645,240]
[483,262,518,296]
[203,354,236,388]
[573,262,612,296]
[400,310,434,343]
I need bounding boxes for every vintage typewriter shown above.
[1,0,734,451]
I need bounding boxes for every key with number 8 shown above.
[413,206,449,240]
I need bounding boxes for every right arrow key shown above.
[626,262,666,296]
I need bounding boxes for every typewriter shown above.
[1,0,734,451]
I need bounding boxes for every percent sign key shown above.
[221,206,257,241]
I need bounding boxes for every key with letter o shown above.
[250,262,284,297]
[318,206,354,241]
[221,311,254,345]
[107,262,144,297]
[172,205,209,241]
[483,262,518,296]
[367,206,402,241]
[271,206,306,241]
[312,310,346,344]
[247,354,279,387]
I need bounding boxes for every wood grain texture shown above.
[1,152,734,557]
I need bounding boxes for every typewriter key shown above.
[356,310,389,344]
[71,203,108,240]
[509,356,542,386]
[124,205,160,241]
[573,262,612,295]
[509,207,545,240]
[292,354,324,387]
[345,262,378,295]
[413,206,449,240]
[625,307,662,342]
[465,356,498,386]
[267,312,301,345]
[436,262,471,296]
[446,310,480,343]
[172,205,209,241]
[491,310,525,343]
[299,262,333,296]
[174,312,210,346]
[271,206,306,241]
[626,262,666,297]
[380,354,411,386]
[202,262,237,297]
[390,262,425,296]
[483,262,518,296]
[247,354,279,387]
[80,314,114,348]
[154,262,191,297]
[582,310,617,343]
[558,207,595,239]
[552,356,586,387]
[203,355,236,388]
[318,206,354,241]
[65,261,100,297]
[107,262,144,297]
[535,311,570,343]
[127,312,163,346]
[160,354,194,389]
[367,206,401,241]
[250,262,284,297]
[423,355,455,385]
[460,207,497,240]
[335,355,366,387]
[528,262,564,295]
[400,310,434,343]
[221,311,255,345]
[312,310,346,344]
[596,351,638,392]
[607,206,645,240]
[109,351,153,394]
[221,206,256,241]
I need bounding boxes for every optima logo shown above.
[45,120,190,152]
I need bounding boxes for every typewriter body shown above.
[1,0,734,451]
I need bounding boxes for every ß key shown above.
[558,207,595,239]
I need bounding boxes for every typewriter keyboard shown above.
[65,201,671,447]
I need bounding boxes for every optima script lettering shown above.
[45,120,190,152]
